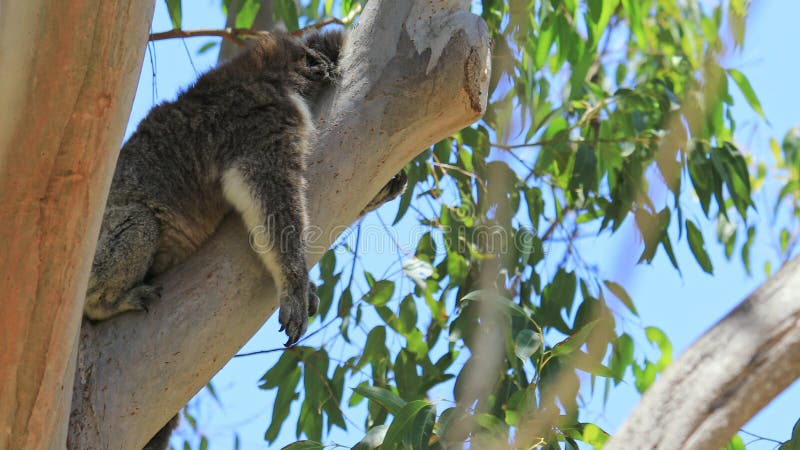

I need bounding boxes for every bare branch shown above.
[605,257,800,450]
[149,27,264,46]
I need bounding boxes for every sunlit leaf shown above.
[686,220,714,274]
[728,68,767,120]
[164,0,182,29]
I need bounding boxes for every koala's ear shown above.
[302,30,345,65]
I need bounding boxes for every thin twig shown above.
[149,18,351,45]
[491,136,655,151]
[149,28,264,46]
[290,17,348,36]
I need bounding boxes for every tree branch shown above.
[605,256,800,449]
[149,27,263,46]
[68,1,491,448]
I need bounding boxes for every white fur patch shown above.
[221,167,285,291]
[288,91,313,231]
[288,92,315,138]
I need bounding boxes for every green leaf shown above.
[742,226,756,275]
[571,352,616,378]
[534,17,555,68]
[513,329,541,361]
[197,41,218,55]
[446,251,468,286]
[164,0,182,29]
[264,363,301,441]
[686,220,714,274]
[780,417,800,449]
[568,144,598,193]
[274,0,299,31]
[646,327,673,371]
[603,280,638,315]
[260,351,300,389]
[381,400,433,448]
[352,426,389,450]
[633,361,657,393]
[725,434,745,450]
[552,319,600,357]
[474,413,509,438]
[609,333,634,382]
[235,0,261,28]
[398,295,417,334]
[280,441,324,450]
[410,405,436,449]
[355,326,388,370]
[543,269,577,313]
[580,422,610,446]
[353,385,406,415]
[727,68,767,120]
[363,280,395,306]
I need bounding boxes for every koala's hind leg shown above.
[222,166,317,346]
[84,203,162,321]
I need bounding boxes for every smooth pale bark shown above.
[605,256,800,450]
[0,1,154,449]
[68,1,491,448]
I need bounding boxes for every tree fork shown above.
[67,1,491,448]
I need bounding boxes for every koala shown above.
[85,29,405,349]
[87,29,407,450]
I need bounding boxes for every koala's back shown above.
[108,42,311,275]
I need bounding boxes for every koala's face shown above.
[302,30,345,66]
[296,31,345,88]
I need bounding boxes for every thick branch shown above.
[605,257,800,449]
[68,1,490,448]
[0,1,154,449]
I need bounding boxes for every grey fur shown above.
[85,30,347,344]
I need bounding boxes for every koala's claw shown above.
[279,282,320,346]
[279,299,309,347]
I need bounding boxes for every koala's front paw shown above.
[279,288,310,347]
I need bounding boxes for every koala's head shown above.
[219,30,345,100]
[298,29,345,89]
[301,29,345,68]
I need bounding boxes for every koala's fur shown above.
[84,30,347,346]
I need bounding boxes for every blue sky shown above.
[128,1,800,448]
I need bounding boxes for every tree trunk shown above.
[0,1,155,449]
[605,256,800,449]
[67,1,491,448]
